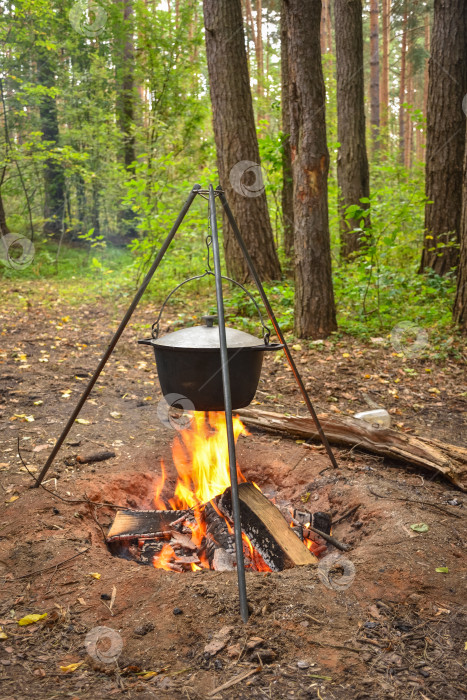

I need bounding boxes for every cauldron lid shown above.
[148,316,266,350]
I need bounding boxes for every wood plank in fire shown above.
[219,483,318,571]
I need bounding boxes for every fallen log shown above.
[76,450,116,464]
[236,408,467,491]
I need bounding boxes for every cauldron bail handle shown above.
[151,273,271,345]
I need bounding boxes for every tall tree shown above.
[380,0,390,138]
[369,0,380,149]
[281,1,294,258]
[116,0,137,238]
[284,0,337,338]
[37,43,65,238]
[334,0,370,259]
[256,0,264,97]
[453,128,467,331]
[398,2,407,164]
[420,0,467,275]
[203,0,281,282]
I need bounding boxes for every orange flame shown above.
[152,412,248,571]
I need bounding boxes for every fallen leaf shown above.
[77,598,86,606]
[33,400,43,406]
[110,412,122,419]
[89,572,101,580]
[0,628,7,639]
[60,661,84,673]
[18,613,48,626]
[204,626,234,656]
[435,567,449,574]
[11,414,34,422]
[75,419,90,425]
[5,495,19,504]
[33,445,49,453]
[411,523,429,533]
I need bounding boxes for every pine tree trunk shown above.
[420,0,467,275]
[423,12,430,116]
[320,0,327,53]
[415,74,424,163]
[325,0,332,54]
[334,0,371,259]
[453,129,467,331]
[256,0,264,97]
[203,0,281,282]
[281,1,294,258]
[369,0,380,150]
[380,0,390,138]
[37,45,65,239]
[404,66,413,170]
[399,3,407,165]
[285,0,337,338]
[117,0,137,238]
[0,187,9,237]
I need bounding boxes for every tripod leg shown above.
[217,187,338,470]
[209,185,249,623]
[34,184,202,488]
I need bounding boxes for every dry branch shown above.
[236,408,467,491]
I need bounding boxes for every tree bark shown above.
[0,188,9,237]
[369,0,380,150]
[116,0,137,238]
[398,2,407,165]
[453,129,467,331]
[334,0,371,259]
[285,0,337,338]
[380,0,390,138]
[256,0,264,97]
[281,2,294,258]
[37,45,65,239]
[420,0,467,275]
[203,0,281,282]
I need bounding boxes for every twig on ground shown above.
[207,667,261,697]
[17,436,126,509]
[332,505,360,526]
[10,547,91,581]
[368,487,462,519]
[301,521,351,552]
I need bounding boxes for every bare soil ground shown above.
[0,281,466,699]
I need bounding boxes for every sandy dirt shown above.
[0,282,465,699]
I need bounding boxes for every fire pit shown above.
[106,413,329,572]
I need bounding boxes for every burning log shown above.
[107,509,189,539]
[218,483,318,572]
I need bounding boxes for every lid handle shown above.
[201,315,217,328]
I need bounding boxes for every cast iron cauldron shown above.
[138,315,283,411]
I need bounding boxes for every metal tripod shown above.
[34,183,338,623]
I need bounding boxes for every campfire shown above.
[107,412,329,572]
